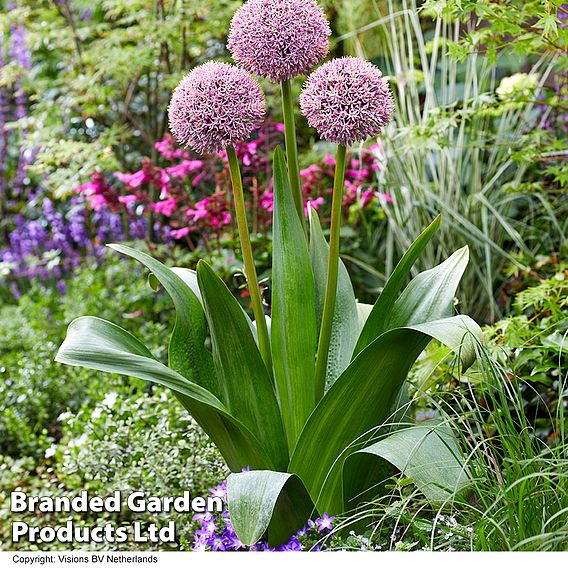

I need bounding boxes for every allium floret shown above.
[300,57,394,146]
[227,0,331,83]
[168,62,266,155]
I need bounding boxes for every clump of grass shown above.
[338,337,567,551]
[451,341,568,550]
[335,0,564,322]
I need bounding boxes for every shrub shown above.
[0,254,166,458]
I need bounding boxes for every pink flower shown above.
[378,192,393,204]
[166,160,203,179]
[86,194,107,211]
[118,195,137,205]
[275,123,285,132]
[192,171,206,187]
[361,189,375,207]
[300,164,320,178]
[260,190,274,212]
[159,169,171,199]
[346,168,370,181]
[323,153,336,166]
[75,181,97,194]
[151,198,178,217]
[155,138,174,158]
[114,169,149,188]
[186,198,211,221]
[304,196,325,215]
[170,227,191,239]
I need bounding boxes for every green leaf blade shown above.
[55,316,274,471]
[108,244,218,396]
[197,261,288,472]
[309,207,359,390]
[289,316,482,514]
[354,215,441,357]
[271,146,318,451]
[344,419,471,509]
[389,246,469,329]
[227,470,315,547]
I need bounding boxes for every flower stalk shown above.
[314,143,347,401]
[226,146,273,375]
[280,79,306,231]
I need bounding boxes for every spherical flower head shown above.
[168,62,266,155]
[300,57,394,147]
[227,0,331,83]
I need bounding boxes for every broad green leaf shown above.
[271,146,317,451]
[289,316,482,514]
[344,420,470,510]
[356,302,373,332]
[227,470,315,546]
[108,244,218,397]
[171,265,260,340]
[197,261,288,471]
[170,267,202,302]
[388,246,469,329]
[354,215,441,357]
[55,317,275,471]
[308,207,359,390]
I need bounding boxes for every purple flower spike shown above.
[227,0,331,83]
[168,62,266,154]
[300,57,394,146]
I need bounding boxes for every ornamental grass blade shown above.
[55,317,274,471]
[227,470,315,547]
[344,420,471,510]
[271,146,317,451]
[288,315,482,514]
[197,261,288,472]
[108,244,218,397]
[354,215,441,357]
[308,206,358,390]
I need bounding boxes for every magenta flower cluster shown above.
[300,57,395,147]
[168,62,266,155]
[227,0,330,83]
[192,479,335,551]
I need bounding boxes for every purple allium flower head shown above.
[227,0,331,83]
[168,62,266,155]
[300,57,394,146]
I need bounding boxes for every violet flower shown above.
[168,62,266,154]
[227,0,330,83]
[300,57,394,147]
[191,479,335,552]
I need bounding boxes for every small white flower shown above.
[102,392,118,407]
[44,444,57,458]
[57,411,72,422]
[496,73,539,100]
[91,407,103,420]
[69,433,89,448]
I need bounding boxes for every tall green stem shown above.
[314,144,347,401]
[226,146,273,375]
[280,79,306,232]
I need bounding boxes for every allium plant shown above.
[56,2,481,548]
[300,56,395,394]
[228,0,331,229]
